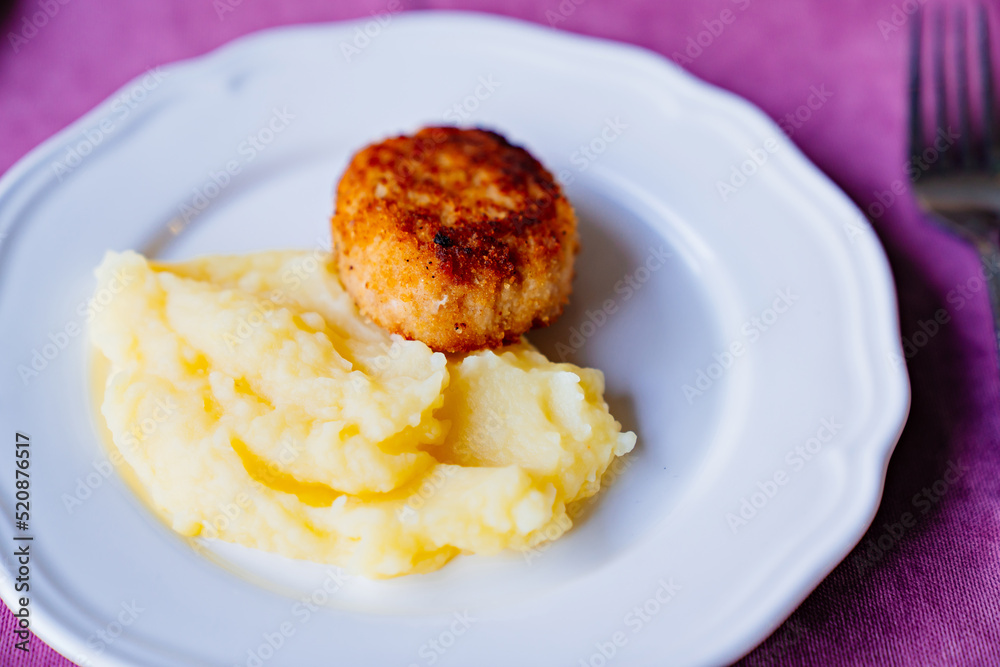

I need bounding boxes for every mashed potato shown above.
[89,250,635,578]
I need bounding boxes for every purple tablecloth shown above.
[2,0,999,665]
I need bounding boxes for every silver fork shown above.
[909,4,1000,356]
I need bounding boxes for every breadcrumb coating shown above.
[331,127,579,352]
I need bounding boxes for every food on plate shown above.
[89,250,635,578]
[331,127,579,353]
[89,127,634,577]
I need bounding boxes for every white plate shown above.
[0,12,909,667]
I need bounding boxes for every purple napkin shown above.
[1,0,998,665]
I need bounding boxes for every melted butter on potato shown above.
[90,250,635,578]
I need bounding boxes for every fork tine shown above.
[978,3,997,172]
[933,7,951,171]
[956,6,975,168]
[908,6,926,162]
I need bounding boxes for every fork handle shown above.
[972,233,1000,364]
[937,210,1000,366]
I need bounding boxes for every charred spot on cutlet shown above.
[433,230,454,248]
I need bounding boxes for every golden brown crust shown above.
[331,127,579,353]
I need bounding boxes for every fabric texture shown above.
[1,0,998,665]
